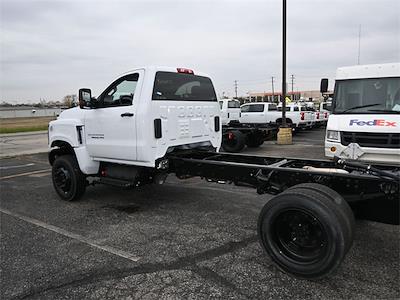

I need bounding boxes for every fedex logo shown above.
[349,119,397,127]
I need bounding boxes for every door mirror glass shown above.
[79,88,92,109]
[320,78,329,93]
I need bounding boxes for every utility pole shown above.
[357,24,361,65]
[271,76,275,102]
[290,74,295,100]
[234,80,238,99]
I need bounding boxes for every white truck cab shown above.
[48,67,221,182]
[323,63,400,164]
[240,102,278,124]
[219,98,241,125]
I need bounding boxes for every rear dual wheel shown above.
[257,183,354,279]
[222,130,245,152]
[246,135,264,148]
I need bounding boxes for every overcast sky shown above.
[1,0,399,103]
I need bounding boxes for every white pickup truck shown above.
[240,102,278,124]
[318,101,331,125]
[219,98,241,125]
[239,102,313,130]
[277,103,314,129]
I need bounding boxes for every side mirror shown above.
[78,88,92,109]
[320,78,328,93]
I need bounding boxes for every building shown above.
[246,90,329,103]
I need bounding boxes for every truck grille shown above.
[341,131,400,149]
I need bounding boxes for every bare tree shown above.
[63,94,77,108]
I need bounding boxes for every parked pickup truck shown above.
[240,102,312,130]
[219,98,241,125]
[240,102,279,125]
[277,103,313,129]
[317,101,331,125]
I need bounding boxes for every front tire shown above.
[52,155,86,201]
[257,186,353,279]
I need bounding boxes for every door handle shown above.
[121,112,134,117]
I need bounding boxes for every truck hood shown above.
[58,107,84,120]
[328,114,400,133]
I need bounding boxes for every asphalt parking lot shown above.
[1,128,399,299]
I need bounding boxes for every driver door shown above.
[84,71,143,161]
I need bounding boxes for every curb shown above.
[0,149,49,159]
[0,131,48,138]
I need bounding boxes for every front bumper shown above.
[325,141,400,165]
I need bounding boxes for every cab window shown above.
[228,100,240,108]
[277,107,290,112]
[241,104,264,112]
[97,73,139,107]
[152,71,217,101]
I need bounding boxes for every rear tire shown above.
[286,183,355,252]
[52,155,86,201]
[222,130,245,152]
[246,135,264,148]
[257,186,352,279]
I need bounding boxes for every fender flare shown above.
[49,140,99,175]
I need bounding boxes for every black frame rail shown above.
[168,151,400,203]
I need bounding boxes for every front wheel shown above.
[52,155,86,201]
[257,185,353,279]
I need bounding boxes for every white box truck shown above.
[323,63,400,164]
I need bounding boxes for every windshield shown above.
[333,77,400,114]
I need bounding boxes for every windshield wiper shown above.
[368,109,400,114]
[341,103,382,113]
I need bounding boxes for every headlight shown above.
[326,130,340,142]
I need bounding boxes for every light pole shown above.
[277,0,292,145]
[281,0,287,127]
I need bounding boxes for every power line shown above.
[357,24,361,65]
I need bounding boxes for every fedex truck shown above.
[322,63,400,165]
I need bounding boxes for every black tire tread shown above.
[52,154,86,201]
[258,188,350,279]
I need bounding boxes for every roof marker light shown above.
[177,68,194,74]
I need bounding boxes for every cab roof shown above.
[119,66,211,79]
[336,63,400,80]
